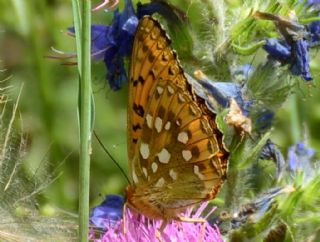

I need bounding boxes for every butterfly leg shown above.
[122,202,128,235]
[122,202,143,234]
[176,216,207,242]
[155,220,168,242]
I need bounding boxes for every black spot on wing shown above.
[191,146,200,159]
[167,111,175,122]
[133,76,145,87]
[148,53,155,62]
[158,106,165,119]
[168,66,174,76]
[133,103,145,117]
[149,69,156,81]
[162,52,169,61]
[132,123,142,131]
[142,44,148,52]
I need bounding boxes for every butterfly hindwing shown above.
[131,79,227,209]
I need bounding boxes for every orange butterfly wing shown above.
[128,16,186,161]
[127,16,228,220]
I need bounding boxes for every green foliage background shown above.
[0,0,319,216]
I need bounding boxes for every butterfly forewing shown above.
[128,17,187,161]
[127,16,228,220]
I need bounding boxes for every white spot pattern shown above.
[178,93,186,102]
[151,162,158,173]
[157,148,171,164]
[155,117,163,133]
[155,177,165,187]
[177,131,189,144]
[140,143,150,159]
[194,165,205,180]
[132,169,138,184]
[182,150,192,161]
[164,121,171,130]
[167,85,174,94]
[169,169,177,180]
[146,114,153,128]
[142,167,148,178]
[157,86,164,94]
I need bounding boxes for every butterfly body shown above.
[126,16,228,220]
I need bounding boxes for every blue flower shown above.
[91,0,138,90]
[200,81,246,110]
[186,69,275,133]
[289,39,312,81]
[90,194,124,230]
[263,38,291,62]
[89,25,113,60]
[255,11,313,81]
[287,142,315,179]
[308,18,320,44]
[259,139,285,179]
[263,38,312,81]
[186,70,251,115]
[305,0,320,44]
[254,109,274,132]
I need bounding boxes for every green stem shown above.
[289,94,300,143]
[71,0,82,73]
[75,0,92,241]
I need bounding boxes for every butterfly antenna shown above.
[93,130,130,184]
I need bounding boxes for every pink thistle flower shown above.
[90,202,223,242]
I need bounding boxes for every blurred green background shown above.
[0,0,319,214]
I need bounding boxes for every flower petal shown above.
[263,38,291,62]
[289,39,312,81]
[90,194,124,230]
[308,19,320,43]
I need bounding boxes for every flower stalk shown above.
[72,0,93,241]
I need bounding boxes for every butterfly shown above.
[126,16,228,223]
